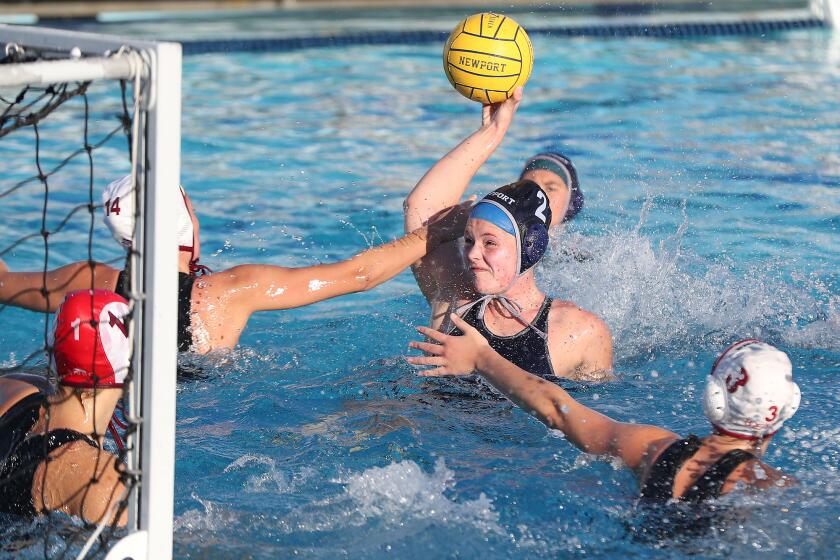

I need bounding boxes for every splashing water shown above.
[224,454,291,493]
[341,458,501,532]
[539,229,837,363]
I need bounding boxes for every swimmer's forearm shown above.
[0,262,118,313]
[237,226,443,311]
[404,126,499,231]
[347,226,431,290]
[474,346,617,455]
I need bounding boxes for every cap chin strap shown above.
[108,418,125,451]
[712,425,776,441]
[453,292,548,341]
[107,403,128,451]
[188,258,212,276]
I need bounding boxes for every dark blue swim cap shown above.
[470,180,551,274]
[520,152,584,222]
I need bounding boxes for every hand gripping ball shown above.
[443,12,534,104]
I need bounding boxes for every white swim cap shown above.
[102,175,194,251]
[702,339,800,439]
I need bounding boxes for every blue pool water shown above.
[1,12,839,559]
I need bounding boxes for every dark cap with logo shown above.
[469,180,552,274]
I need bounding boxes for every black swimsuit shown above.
[450,297,556,379]
[639,435,756,504]
[0,393,97,516]
[116,269,196,352]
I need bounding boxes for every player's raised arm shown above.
[403,89,522,307]
[403,88,522,233]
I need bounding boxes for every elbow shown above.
[349,261,375,292]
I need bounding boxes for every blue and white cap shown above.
[469,180,551,274]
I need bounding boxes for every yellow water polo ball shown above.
[443,12,534,104]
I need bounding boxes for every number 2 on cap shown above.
[534,191,548,223]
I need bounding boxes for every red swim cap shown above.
[51,290,131,388]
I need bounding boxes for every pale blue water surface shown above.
[0,10,838,559]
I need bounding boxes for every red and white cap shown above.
[102,175,194,252]
[51,289,131,388]
[702,339,801,439]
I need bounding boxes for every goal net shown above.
[0,24,180,560]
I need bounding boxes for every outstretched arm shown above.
[404,89,522,305]
[408,313,676,474]
[0,258,120,313]
[213,201,472,314]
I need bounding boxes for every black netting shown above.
[0,43,147,559]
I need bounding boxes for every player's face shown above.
[463,219,518,294]
[521,168,569,227]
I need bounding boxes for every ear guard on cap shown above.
[702,374,729,425]
[522,222,549,271]
[479,180,552,275]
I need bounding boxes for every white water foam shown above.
[341,457,500,532]
[223,454,291,493]
[538,230,838,361]
[277,458,502,536]
[174,493,238,532]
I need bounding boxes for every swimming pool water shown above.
[1,14,838,559]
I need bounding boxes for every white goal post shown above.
[0,24,180,560]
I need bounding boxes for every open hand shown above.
[406,313,490,376]
[426,197,476,245]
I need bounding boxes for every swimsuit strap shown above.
[453,294,549,340]
[532,297,553,333]
[0,393,45,464]
[639,435,702,503]
[177,272,197,352]
[681,449,755,503]
[188,259,212,276]
[115,251,133,301]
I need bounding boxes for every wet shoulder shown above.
[721,459,794,495]
[0,379,41,418]
[547,299,611,340]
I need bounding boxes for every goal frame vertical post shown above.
[103,39,182,560]
[136,40,181,560]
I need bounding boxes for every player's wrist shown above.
[474,342,494,373]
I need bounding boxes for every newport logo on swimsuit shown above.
[486,191,516,205]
